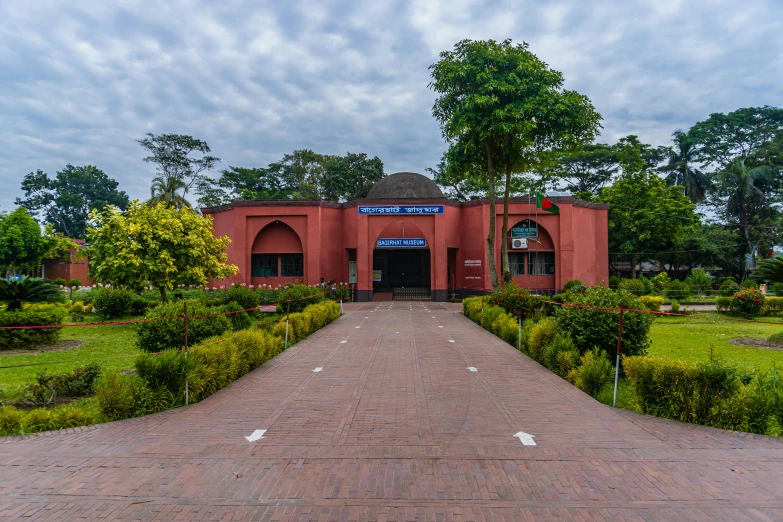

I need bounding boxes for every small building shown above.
[203,172,609,301]
[41,239,93,285]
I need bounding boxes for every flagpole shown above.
[527,189,531,292]
[535,192,539,296]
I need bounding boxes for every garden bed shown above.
[728,337,783,351]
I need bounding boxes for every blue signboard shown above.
[358,205,444,215]
[377,238,427,248]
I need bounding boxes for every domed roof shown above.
[366,172,444,199]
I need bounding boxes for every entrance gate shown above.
[372,249,431,300]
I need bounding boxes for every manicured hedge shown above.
[0,305,67,350]
[0,405,97,436]
[638,295,664,311]
[272,300,341,345]
[93,288,136,319]
[136,300,232,352]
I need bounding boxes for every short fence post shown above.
[339,284,344,315]
[613,307,625,408]
[284,292,291,349]
[480,292,486,328]
[517,295,522,351]
[184,301,189,406]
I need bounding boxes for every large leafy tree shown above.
[87,202,238,302]
[16,165,129,238]
[0,208,52,277]
[718,158,775,275]
[543,143,619,200]
[661,130,711,203]
[599,139,699,278]
[138,133,220,197]
[320,152,384,202]
[689,106,783,168]
[430,39,601,287]
[663,225,741,279]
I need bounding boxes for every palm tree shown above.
[0,276,63,311]
[720,158,774,276]
[662,130,711,202]
[149,176,190,209]
[752,256,783,283]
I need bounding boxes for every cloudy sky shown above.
[2,0,782,209]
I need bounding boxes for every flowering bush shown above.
[730,288,764,318]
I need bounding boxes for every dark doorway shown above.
[373,249,431,297]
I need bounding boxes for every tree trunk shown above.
[740,196,752,280]
[485,142,498,291]
[630,254,637,279]
[501,161,512,285]
[159,286,168,303]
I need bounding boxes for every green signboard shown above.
[510,220,537,238]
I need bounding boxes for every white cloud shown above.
[0,0,781,211]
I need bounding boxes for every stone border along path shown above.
[1,302,783,521]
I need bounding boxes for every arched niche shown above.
[507,219,555,276]
[251,221,304,277]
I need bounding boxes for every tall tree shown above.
[320,152,384,202]
[718,158,775,276]
[689,106,783,168]
[137,133,220,196]
[429,39,601,287]
[16,165,129,238]
[149,176,190,209]
[661,130,711,203]
[599,138,699,278]
[87,202,238,302]
[0,208,50,277]
[543,143,619,200]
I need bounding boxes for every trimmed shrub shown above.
[0,305,66,350]
[556,286,653,359]
[52,278,67,287]
[543,333,576,374]
[487,284,545,320]
[685,269,713,296]
[480,305,505,330]
[555,350,580,378]
[93,288,135,319]
[0,406,24,435]
[619,278,645,297]
[719,280,741,297]
[562,280,583,292]
[664,280,690,300]
[136,300,231,352]
[186,329,284,402]
[650,272,671,294]
[462,297,484,322]
[609,275,622,289]
[94,372,172,421]
[763,297,783,316]
[730,288,764,318]
[638,275,653,296]
[638,296,664,311]
[716,297,731,312]
[768,332,783,343]
[50,406,96,430]
[68,279,82,288]
[773,282,783,297]
[275,283,325,314]
[670,300,680,313]
[491,313,519,347]
[528,317,557,362]
[624,356,739,424]
[569,348,612,398]
[135,349,194,401]
[519,319,535,354]
[272,301,341,347]
[23,408,53,432]
[223,285,260,314]
[224,301,253,331]
[130,296,158,316]
[741,279,759,289]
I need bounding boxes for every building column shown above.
[356,214,373,302]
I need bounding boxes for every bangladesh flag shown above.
[536,193,559,214]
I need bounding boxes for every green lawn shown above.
[0,322,138,396]
[647,312,783,371]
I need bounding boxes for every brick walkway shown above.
[2,302,783,520]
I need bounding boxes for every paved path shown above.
[2,302,783,521]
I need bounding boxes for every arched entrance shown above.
[250,221,304,283]
[373,220,431,300]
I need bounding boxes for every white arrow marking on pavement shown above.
[313,367,323,372]
[449,340,455,343]
[341,340,347,344]
[513,432,536,446]
[245,429,266,442]
[432,316,436,318]
[356,326,360,329]
[467,367,478,372]
[439,326,443,328]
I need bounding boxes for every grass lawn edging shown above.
[0,300,341,436]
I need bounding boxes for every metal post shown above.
[184,301,189,406]
[284,292,291,349]
[517,295,522,351]
[613,308,624,408]
[480,292,486,327]
[339,284,344,315]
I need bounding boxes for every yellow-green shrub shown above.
[23,408,53,432]
[271,300,340,347]
[528,317,557,362]
[519,319,535,353]
[763,297,783,316]
[462,297,484,322]
[0,406,24,435]
[570,348,612,397]
[492,313,518,347]
[637,295,664,311]
[543,333,576,373]
[51,406,96,430]
[555,350,580,378]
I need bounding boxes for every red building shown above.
[203,172,609,301]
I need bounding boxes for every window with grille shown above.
[509,252,525,275]
[251,254,277,277]
[281,254,304,277]
[528,252,555,275]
